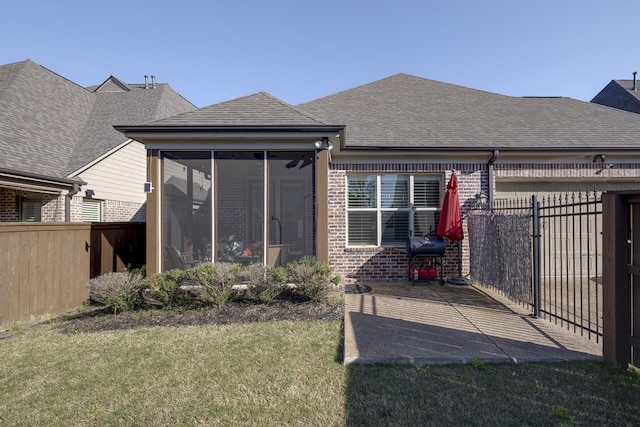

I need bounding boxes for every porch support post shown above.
[316,149,329,264]
[146,149,160,275]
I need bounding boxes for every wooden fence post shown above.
[602,192,631,366]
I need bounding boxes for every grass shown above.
[1,313,639,426]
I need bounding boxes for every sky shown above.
[2,0,638,108]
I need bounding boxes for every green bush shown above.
[186,262,240,307]
[144,269,188,308]
[87,272,147,313]
[286,256,334,302]
[242,263,285,304]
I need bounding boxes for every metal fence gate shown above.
[468,192,603,342]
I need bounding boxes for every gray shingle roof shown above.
[149,92,328,127]
[591,79,640,114]
[299,73,640,150]
[0,59,195,179]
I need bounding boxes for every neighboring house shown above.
[0,59,195,223]
[117,73,640,281]
[591,72,640,114]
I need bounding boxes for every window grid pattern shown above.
[347,174,442,247]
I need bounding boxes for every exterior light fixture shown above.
[85,189,95,197]
[475,191,488,209]
[313,137,333,150]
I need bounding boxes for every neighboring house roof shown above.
[298,73,640,151]
[0,59,196,182]
[590,79,640,114]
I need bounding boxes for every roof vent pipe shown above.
[144,75,149,89]
[633,72,637,91]
[151,75,156,89]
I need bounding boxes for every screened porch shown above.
[161,150,317,271]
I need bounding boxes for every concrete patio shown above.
[343,281,602,365]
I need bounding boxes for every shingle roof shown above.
[299,73,640,150]
[591,79,640,114]
[0,60,195,179]
[149,92,328,127]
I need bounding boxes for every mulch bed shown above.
[56,299,344,334]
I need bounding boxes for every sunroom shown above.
[116,93,344,274]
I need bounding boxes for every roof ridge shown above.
[257,92,328,124]
[93,75,131,92]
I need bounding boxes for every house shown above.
[0,59,195,222]
[591,72,640,114]
[117,73,640,281]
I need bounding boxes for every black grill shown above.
[407,236,446,285]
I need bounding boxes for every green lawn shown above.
[1,314,639,426]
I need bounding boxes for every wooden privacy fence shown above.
[89,223,145,278]
[0,222,145,329]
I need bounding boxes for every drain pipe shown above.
[65,183,80,222]
[487,150,499,207]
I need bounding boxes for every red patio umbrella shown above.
[436,172,469,285]
[436,172,464,241]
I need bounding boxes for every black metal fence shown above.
[468,192,602,342]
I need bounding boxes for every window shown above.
[347,174,442,246]
[82,198,102,222]
[21,196,42,222]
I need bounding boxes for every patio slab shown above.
[343,282,602,365]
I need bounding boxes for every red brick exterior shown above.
[328,163,487,281]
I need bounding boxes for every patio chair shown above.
[165,246,201,270]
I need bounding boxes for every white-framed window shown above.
[346,173,442,246]
[82,198,102,222]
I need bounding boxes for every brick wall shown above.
[0,188,142,223]
[495,162,640,180]
[0,188,20,221]
[103,199,146,222]
[42,194,65,222]
[328,163,486,281]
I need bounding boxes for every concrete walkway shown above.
[344,282,602,365]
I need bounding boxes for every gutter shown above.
[340,145,640,153]
[114,124,345,133]
[0,167,84,189]
[65,183,81,222]
[487,150,499,207]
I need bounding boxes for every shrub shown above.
[144,269,188,308]
[88,272,146,313]
[286,256,334,302]
[242,263,285,304]
[186,262,240,307]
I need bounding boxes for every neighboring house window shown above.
[21,197,42,222]
[346,174,442,246]
[82,198,102,222]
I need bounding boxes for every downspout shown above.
[65,183,80,222]
[487,150,499,207]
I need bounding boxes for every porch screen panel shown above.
[215,152,264,264]
[268,151,316,264]
[162,151,212,271]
